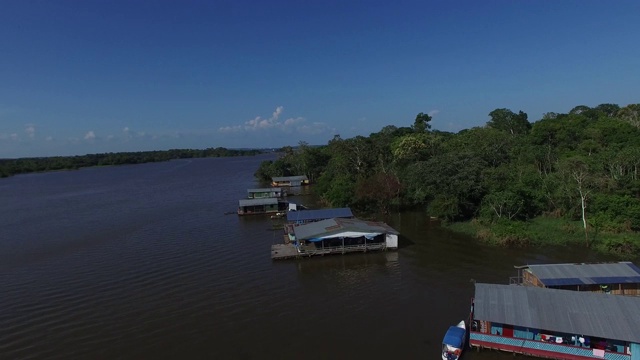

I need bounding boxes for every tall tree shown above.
[412,112,432,133]
[391,133,430,164]
[482,190,524,220]
[569,105,591,115]
[355,173,402,214]
[617,104,640,129]
[594,103,620,118]
[558,157,600,247]
[486,108,531,135]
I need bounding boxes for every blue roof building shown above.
[511,262,640,296]
[286,207,354,224]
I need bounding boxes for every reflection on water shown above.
[0,155,619,360]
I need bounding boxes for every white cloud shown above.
[84,131,96,140]
[45,136,53,141]
[283,117,304,126]
[122,126,134,140]
[272,106,283,120]
[218,106,332,137]
[218,125,243,133]
[428,109,440,117]
[244,115,279,131]
[10,133,18,140]
[219,106,289,132]
[25,124,36,138]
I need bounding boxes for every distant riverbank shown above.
[0,147,264,178]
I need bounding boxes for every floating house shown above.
[271,175,309,187]
[272,217,399,260]
[247,187,285,199]
[238,198,288,215]
[286,207,354,225]
[469,283,640,360]
[510,262,640,296]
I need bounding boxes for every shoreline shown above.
[445,216,640,259]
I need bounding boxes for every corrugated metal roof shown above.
[473,283,640,343]
[272,175,308,182]
[525,262,640,286]
[286,208,353,222]
[238,198,279,207]
[247,188,282,193]
[293,217,399,240]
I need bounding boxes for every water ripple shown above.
[0,156,581,360]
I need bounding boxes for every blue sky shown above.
[1,0,639,158]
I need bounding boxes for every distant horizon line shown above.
[0,145,325,161]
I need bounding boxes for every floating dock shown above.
[271,216,399,260]
[271,242,389,260]
[271,244,300,260]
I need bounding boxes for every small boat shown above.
[270,212,285,219]
[442,320,466,360]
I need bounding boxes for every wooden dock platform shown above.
[271,242,390,260]
[271,244,300,260]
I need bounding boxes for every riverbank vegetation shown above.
[0,147,263,178]
[255,103,640,257]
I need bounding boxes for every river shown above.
[0,154,612,359]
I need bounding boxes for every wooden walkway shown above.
[271,244,300,260]
[271,242,389,260]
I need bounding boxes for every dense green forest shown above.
[0,147,263,178]
[255,103,640,257]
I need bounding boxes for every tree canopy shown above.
[256,104,640,256]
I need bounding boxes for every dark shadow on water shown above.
[289,251,400,286]
[397,233,415,248]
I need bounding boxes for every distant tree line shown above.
[255,104,640,257]
[0,147,263,178]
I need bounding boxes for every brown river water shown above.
[0,154,614,359]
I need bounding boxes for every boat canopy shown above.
[443,326,465,348]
